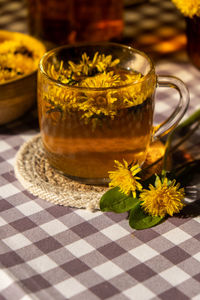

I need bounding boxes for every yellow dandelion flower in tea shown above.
[140,176,185,218]
[67,52,120,77]
[172,0,200,17]
[44,51,156,125]
[80,71,121,88]
[109,160,142,197]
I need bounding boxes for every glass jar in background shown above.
[26,0,76,48]
[185,16,200,69]
[26,0,124,48]
[74,0,123,42]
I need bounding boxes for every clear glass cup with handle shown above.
[38,43,189,185]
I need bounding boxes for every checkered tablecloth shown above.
[0,0,200,299]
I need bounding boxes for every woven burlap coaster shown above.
[14,134,108,210]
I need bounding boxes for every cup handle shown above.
[153,75,190,140]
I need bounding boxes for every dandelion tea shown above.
[38,52,156,182]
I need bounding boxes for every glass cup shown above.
[38,43,189,185]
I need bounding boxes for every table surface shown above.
[0,1,200,300]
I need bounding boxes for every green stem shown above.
[177,108,200,130]
[173,159,200,176]
[172,159,200,185]
[161,109,200,171]
[144,117,200,173]
[165,119,200,160]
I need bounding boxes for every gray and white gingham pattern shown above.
[0,0,200,299]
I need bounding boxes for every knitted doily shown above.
[14,134,108,210]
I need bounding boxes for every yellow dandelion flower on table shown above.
[172,0,200,17]
[109,160,142,197]
[140,176,185,218]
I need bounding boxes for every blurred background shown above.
[0,0,187,64]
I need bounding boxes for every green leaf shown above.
[129,203,164,230]
[100,187,139,213]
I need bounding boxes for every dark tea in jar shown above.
[26,0,123,47]
[26,0,75,47]
[74,0,123,42]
